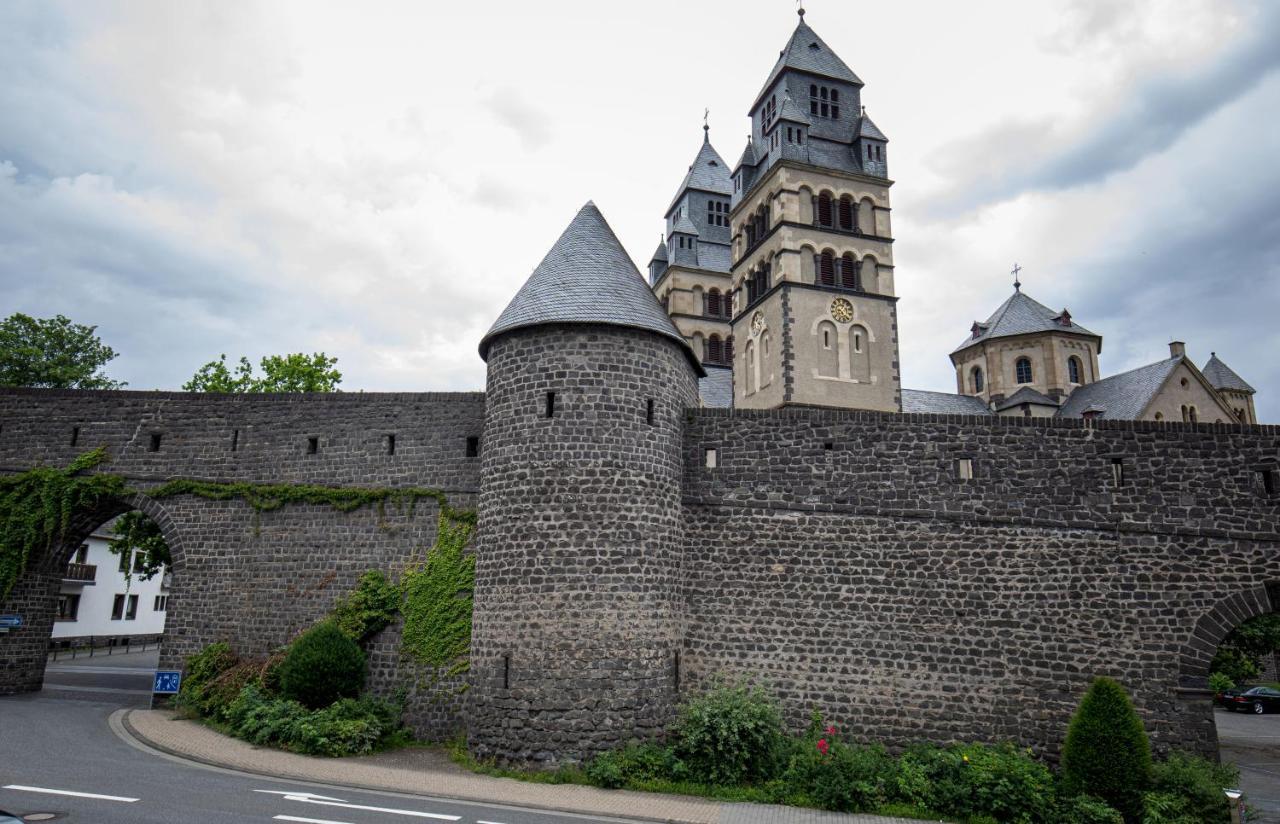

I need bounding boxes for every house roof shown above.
[698,366,734,408]
[752,15,862,111]
[777,92,812,125]
[1055,357,1180,420]
[479,201,702,375]
[901,388,992,416]
[1202,353,1255,394]
[954,289,1097,355]
[994,386,1059,412]
[667,131,733,214]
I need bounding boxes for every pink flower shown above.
[826,725,836,736]
[816,738,829,755]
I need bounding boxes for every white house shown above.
[53,525,168,643]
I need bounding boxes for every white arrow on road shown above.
[254,789,461,820]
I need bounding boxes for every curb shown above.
[117,709,709,824]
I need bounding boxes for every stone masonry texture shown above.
[0,388,483,741]
[2,355,1280,765]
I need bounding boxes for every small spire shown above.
[1011,262,1023,292]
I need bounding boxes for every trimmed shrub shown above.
[1143,752,1237,824]
[1054,795,1124,824]
[277,621,367,709]
[672,682,787,785]
[331,570,401,644]
[1060,677,1152,822]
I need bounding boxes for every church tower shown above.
[729,9,900,411]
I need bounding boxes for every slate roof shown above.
[1202,353,1255,393]
[668,132,733,213]
[994,386,1059,412]
[752,15,863,111]
[698,367,734,408]
[954,289,1097,355]
[672,214,700,236]
[856,112,887,141]
[901,389,992,416]
[480,201,703,375]
[735,138,758,171]
[1055,357,1180,420]
[777,93,812,125]
[649,237,668,264]
[698,242,733,273]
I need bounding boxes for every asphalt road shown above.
[1217,706,1280,823]
[0,657,643,824]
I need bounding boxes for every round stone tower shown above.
[472,201,702,764]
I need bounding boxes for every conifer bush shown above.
[277,620,367,709]
[1060,677,1152,822]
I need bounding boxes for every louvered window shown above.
[819,251,835,286]
[838,196,853,231]
[840,253,860,290]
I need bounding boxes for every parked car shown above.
[1221,685,1280,714]
[0,811,20,823]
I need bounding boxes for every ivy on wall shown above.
[0,449,126,599]
[0,449,477,678]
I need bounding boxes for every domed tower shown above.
[472,201,703,765]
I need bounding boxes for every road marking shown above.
[255,790,461,821]
[274,816,356,824]
[3,784,139,803]
[477,820,508,823]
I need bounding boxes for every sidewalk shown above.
[121,709,932,824]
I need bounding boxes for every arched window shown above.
[816,192,832,227]
[819,251,835,286]
[746,341,757,394]
[838,196,853,231]
[725,336,734,362]
[849,324,870,381]
[817,321,838,377]
[1189,406,1198,423]
[1015,357,1033,384]
[972,366,984,393]
[708,335,723,365]
[1180,405,1188,423]
[840,253,860,290]
[1068,356,1082,384]
[809,84,819,115]
[707,289,721,317]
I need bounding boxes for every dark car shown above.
[1222,685,1280,714]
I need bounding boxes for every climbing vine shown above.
[399,513,475,677]
[0,448,126,599]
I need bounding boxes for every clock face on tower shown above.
[830,298,854,323]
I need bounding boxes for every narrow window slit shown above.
[306,436,319,455]
[705,447,718,469]
[148,433,162,452]
[386,433,396,455]
[465,436,480,458]
[70,426,80,447]
[1111,458,1125,487]
[545,391,556,419]
[646,399,655,426]
[674,650,681,689]
[502,654,511,690]
[231,429,239,452]
[955,458,974,481]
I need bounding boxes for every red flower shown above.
[826,725,836,735]
[816,738,829,755]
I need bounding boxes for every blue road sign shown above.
[0,615,21,629]
[153,670,182,694]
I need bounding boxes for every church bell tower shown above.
[729,9,900,411]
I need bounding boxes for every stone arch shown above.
[36,490,184,576]
[1179,583,1279,686]
[815,189,836,227]
[816,320,839,377]
[849,323,871,382]
[799,244,817,283]
[797,185,815,224]
[691,285,705,317]
[858,197,875,235]
[861,254,879,293]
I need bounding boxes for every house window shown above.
[154,595,168,612]
[117,551,130,573]
[1015,357,1033,384]
[1069,356,1082,384]
[111,594,126,620]
[125,594,139,620]
[57,593,80,621]
[74,544,89,564]
[132,552,147,573]
[972,366,984,393]
[955,458,974,481]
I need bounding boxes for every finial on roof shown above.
[1011,262,1023,292]
[861,105,866,116]
[703,107,710,138]
[797,0,805,17]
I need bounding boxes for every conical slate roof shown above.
[734,137,758,171]
[777,92,812,125]
[751,15,863,111]
[667,132,733,213]
[1202,353,1255,393]
[479,202,702,374]
[649,236,668,264]
[856,111,887,141]
[671,213,700,236]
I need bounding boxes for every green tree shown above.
[1061,677,1152,823]
[183,352,341,393]
[1210,613,1280,685]
[0,313,125,389]
[108,511,170,583]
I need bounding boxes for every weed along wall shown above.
[680,408,1280,760]
[0,388,484,741]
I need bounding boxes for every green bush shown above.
[225,684,404,756]
[1207,672,1235,693]
[585,741,685,790]
[1060,678,1152,822]
[277,621,367,709]
[1142,752,1237,824]
[1054,795,1124,824]
[783,734,896,812]
[894,743,1054,823]
[177,641,238,716]
[672,682,787,786]
[332,570,401,644]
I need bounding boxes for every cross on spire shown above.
[703,108,710,133]
[1011,263,1023,292]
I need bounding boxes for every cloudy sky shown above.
[2,0,1277,419]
